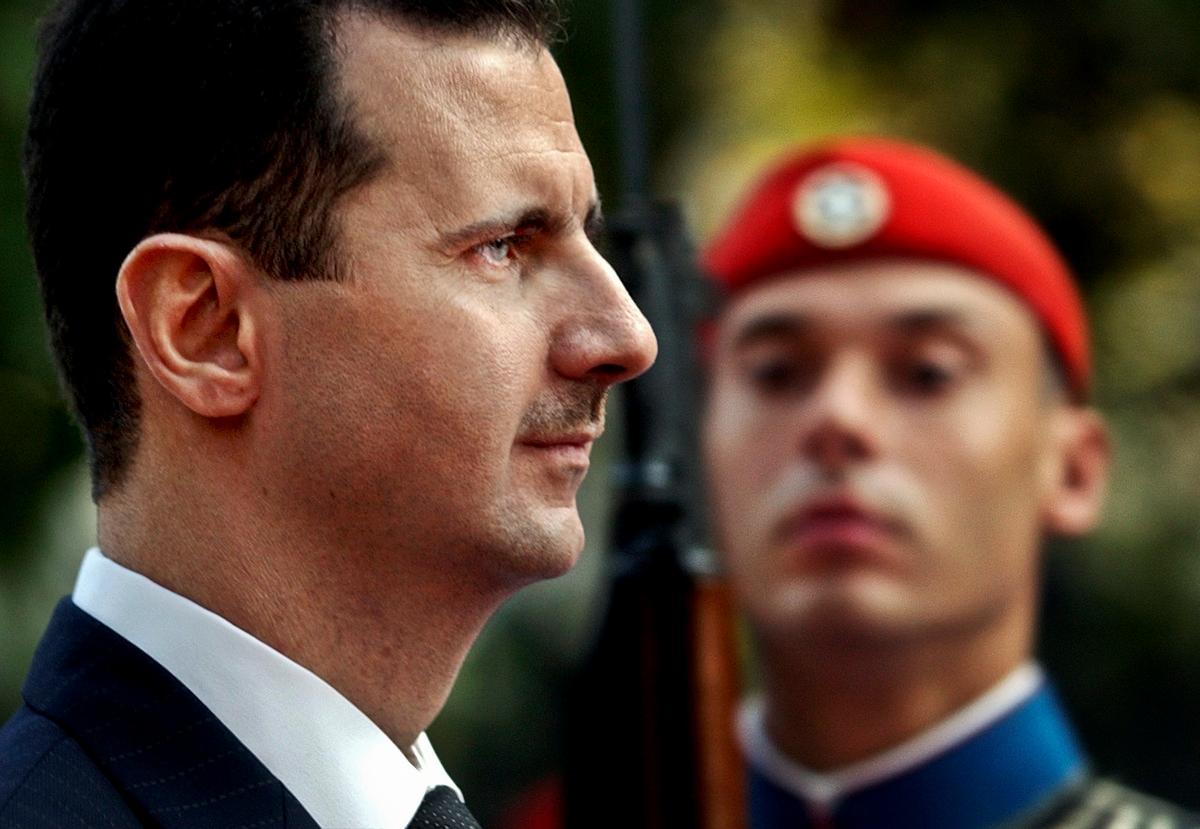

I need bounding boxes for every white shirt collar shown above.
[739,662,1045,809]
[72,547,461,829]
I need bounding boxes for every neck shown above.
[756,609,1033,772]
[98,467,504,752]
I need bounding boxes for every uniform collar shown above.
[742,664,1089,828]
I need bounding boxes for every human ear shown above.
[115,233,262,418]
[1041,407,1112,536]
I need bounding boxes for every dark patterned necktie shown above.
[408,785,481,829]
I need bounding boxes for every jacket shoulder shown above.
[0,705,143,828]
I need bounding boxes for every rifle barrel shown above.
[612,0,650,203]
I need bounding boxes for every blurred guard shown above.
[702,138,1199,829]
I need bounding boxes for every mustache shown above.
[518,383,609,437]
[767,464,926,531]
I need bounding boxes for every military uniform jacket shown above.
[745,672,1199,829]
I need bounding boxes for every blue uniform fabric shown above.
[749,683,1088,829]
[0,598,320,829]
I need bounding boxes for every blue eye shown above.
[477,237,513,266]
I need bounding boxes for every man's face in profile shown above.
[260,15,655,589]
[703,260,1066,647]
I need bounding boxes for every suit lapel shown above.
[22,599,320,829]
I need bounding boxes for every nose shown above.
[550,247,658,386]
[800,355,881,471]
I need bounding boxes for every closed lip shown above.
[517,430,601,450]
[775,492,906,556]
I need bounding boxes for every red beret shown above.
[703,138,1091,399]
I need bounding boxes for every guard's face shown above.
[703,261,1071,647]
[264,16,655,590]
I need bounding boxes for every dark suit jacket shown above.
[0,598,320,828]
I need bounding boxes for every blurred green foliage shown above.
[2,0,1199,824]
[0,0,88,723]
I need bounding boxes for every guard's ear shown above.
[116,233,262,419]
[1041,407,1111,537]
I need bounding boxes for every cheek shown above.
[704,378,788,473]
[704,389,790,565]
[397,313,537,467]
[288,298,533,482]
[901,405,1045,572]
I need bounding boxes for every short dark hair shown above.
[25,0,563,500]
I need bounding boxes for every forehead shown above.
[718,259,1044,351]
[335,14,576,140]
[331,13,592,228]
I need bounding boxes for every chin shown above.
[530,511,586,579]
[756,573,919,644]
[484,506,586,587]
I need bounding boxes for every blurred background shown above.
[2,0,1199,824]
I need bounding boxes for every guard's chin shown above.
[749,572,907,642]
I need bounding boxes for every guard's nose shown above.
[799,356,881,471]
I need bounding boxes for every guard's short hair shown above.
[25,0,563,499]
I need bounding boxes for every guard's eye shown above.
[737,347,820,399]
[888,346,972,398]
[902,360,957,394]
[748,357,808,396]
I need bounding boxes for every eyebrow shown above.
[730,314,811,349]
[885,308,975,334]
[438,199,603,252]
[729,306,983,350]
